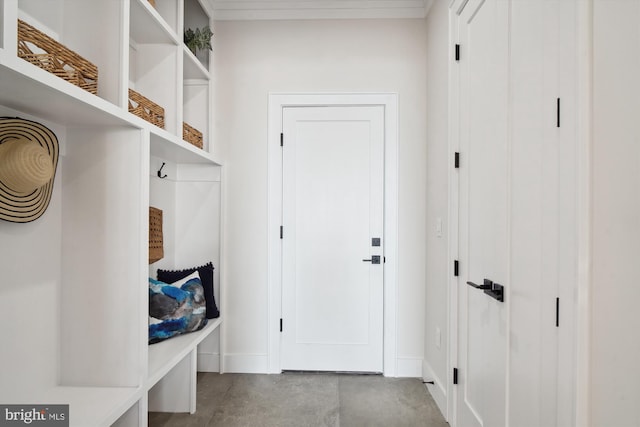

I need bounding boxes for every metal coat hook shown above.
[157,162,168,179]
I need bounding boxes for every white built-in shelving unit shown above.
[0,0,222,426]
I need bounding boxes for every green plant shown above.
[184,26,213,55]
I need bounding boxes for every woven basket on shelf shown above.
[183,122,203,149]
[149,207,164,264]
[128,89,165,129]
[17,20,98,95]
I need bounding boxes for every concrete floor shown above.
[149,372,449,427]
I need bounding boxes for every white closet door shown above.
[508,1,564,426]
[454,1,568,426]
[457,0,509,426]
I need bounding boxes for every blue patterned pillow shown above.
[149,272,208,344]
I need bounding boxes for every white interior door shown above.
[508,1,564,426]
[281,105,384,373]
[456,0,509,426]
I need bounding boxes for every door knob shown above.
[363,255,381,264]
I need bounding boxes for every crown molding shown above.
[208,0,433,20]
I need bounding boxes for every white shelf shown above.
[183,45,210,80]
[0,53,221,167]
[147,317,223,389]
[19,386,142,427]
[130,0,178,45]
[150,129,222,165]
[0,54,133,128]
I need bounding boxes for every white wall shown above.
[590,1,640,425]
[422,0,449,414]
[213,18,428,374]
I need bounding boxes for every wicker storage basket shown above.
[17,20,98,95]
[149,207,164,264]
[183,122,203,149]
[129,89,165,129]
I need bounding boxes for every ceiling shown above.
[205,0,434,20]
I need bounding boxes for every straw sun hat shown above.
[0,117,59,223]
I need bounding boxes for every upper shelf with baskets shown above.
[2,0,217,162]
[14,0,125,107]
[128,0,180,137]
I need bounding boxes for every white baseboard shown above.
[422,359,447,420]
[223,353,269,373]
[396,357,423,377]
[197,352,220,372]
[219,354,431,379]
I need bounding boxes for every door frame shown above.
[267,93,399,376]
[448,3,462,424]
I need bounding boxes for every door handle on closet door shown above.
[467,279,504,302]
[362,255,381,264]
[467,279,493,290]
[484,283,504,302]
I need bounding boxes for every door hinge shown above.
[454,260,459,277]
[555,297,560,327]
[454,152,460,169]
[280,318,283,332]
[455,44,460,61]
[280,132,284,147]
[556,98,561,128]
[280,226,283,239]
[453,368,458,385]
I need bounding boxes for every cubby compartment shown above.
[183,81,210,151]
[129,1,179,136]
[182,0,212,152]
[129,43,179,135]
[149,350,198,413]
[184,0,212,70]
[149,156,178,271]
[147,156,223,416]
[0,105,145,426]
[60,126,148,388]
[112,400,144,427]
[148,158,221,286]
[0,106,64,401]
[183,45,210,81]
[148,155,222,353]
[147,319,222,414]
[130,0,179,45]
[16,0,124,106]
